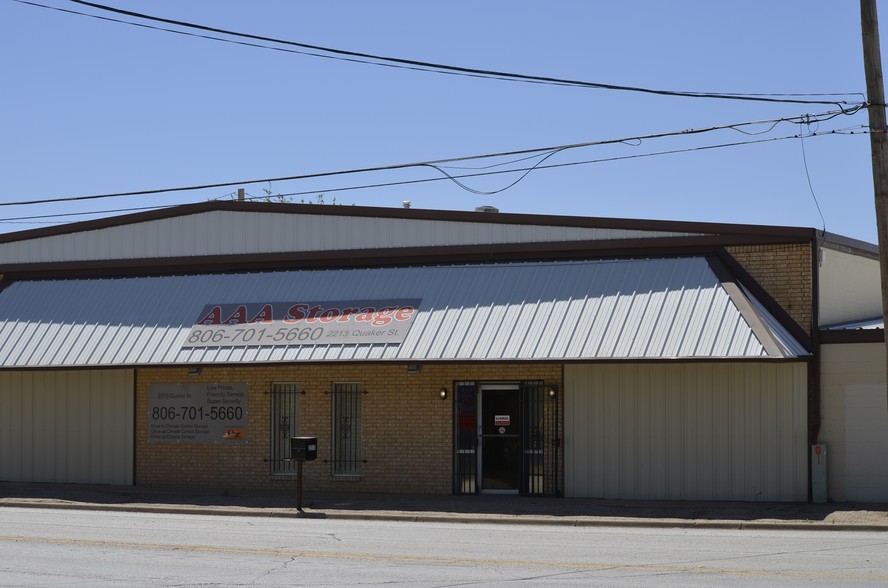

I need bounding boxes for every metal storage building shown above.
[0,201,880,502]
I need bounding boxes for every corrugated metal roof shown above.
[0,210,702,265]
[821,317,884,330]
[0,257,808,368]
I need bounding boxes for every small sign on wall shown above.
[148,383,248,444]
[494,415,511,426]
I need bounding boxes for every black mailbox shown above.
[290,436,318,461]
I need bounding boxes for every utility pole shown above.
[861,0,888,404]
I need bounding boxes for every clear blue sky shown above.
[1,1,883,242]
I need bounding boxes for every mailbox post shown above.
[289,436,317,512]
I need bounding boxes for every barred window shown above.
[331,382,362,476]
[270,382,300,474]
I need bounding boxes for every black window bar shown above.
[452,381,478,494]
[520,380,560,497]
[269,382,301,475]
[329,382,363,476]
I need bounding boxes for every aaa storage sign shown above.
[148,383,248,444]
[183,299,420,348]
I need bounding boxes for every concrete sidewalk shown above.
[2,482,887,531]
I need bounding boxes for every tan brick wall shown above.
[726,243,813,334]
[136,363,562,494]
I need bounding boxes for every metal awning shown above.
[0,257,808,368]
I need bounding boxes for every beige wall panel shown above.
[0,372,23,479]
[819,249,882,327]
[844,384,888,501]
[0,370,134,485]
[564,363,808,502]
[819,343,888,502]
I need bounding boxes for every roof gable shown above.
[0,201,819,269]
[0,203,708,266]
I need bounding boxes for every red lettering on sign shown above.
[395,307,415,321]
[339,307,359,322]
[223,305,248,325]
[283,303,307,323]
[196,306,222,325]
[355,308,377,323]
[372,307,396,326]
[305,305,323,322]
[249,304,274,323]
[319,308,341,323]
[200,301,419,327]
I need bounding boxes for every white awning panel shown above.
[0,257,808,367]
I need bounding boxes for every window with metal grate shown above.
[270,382,301,474]
[331,382,363,476]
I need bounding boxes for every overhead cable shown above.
[11,0,865,107]
[266,126,868,199]
[0,125,866,224]
[0,107,863,208]
[0,204,173,224]
[799,118,828,236]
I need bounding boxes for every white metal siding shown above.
[843,384,888,501]
[0,211,700,264]
[564,363,807,501]
[819,343,888,502]
[819,249,882,327]
[0,369,134,484]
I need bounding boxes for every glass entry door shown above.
[452,380,560,496]
[478,385,521,493]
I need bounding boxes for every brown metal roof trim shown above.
[707,257,787,358]
[709,252,814,353]
[0,356,810,373]
[0,233,814,280]
[821,232,880,258]
[0,200,818,245]
[818,328,885,344]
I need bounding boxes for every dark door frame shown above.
[478,383,522,494]
[452,380,560,496]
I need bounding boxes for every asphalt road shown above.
[2,507,888,587]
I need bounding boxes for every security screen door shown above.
[478,385,521,493]
[452,380,559,496]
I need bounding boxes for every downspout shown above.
[809,234,823,502]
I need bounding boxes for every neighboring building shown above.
[819,319,888,502]
[0,201,883,502]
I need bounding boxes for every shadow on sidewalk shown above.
[2,482,887,523]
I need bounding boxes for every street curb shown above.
[3,500,888,532]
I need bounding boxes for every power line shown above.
[268,126,868,200]
[0,204,173,224]
[799,118,828,235]
[12,0,865,107]
[0,107,862,208]
[1,125,866,224]
[14,0,503,85]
